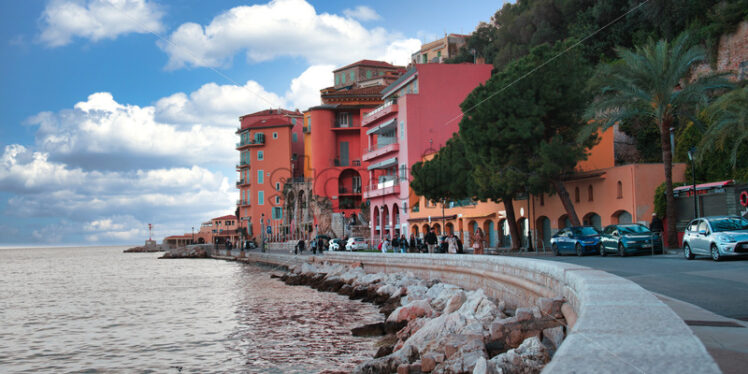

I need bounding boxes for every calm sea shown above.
[0,246,380,373]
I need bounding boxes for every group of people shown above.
[378,227,487,255]
[294,236,328,255]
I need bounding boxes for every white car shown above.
[345,237,368,251]
[682,216,748,261]
[328,238,343,251]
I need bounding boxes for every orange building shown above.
[408,127,687,250]
[411,33,468,64]
[236,109,304,242]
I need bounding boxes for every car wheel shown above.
[575,243,583,257]
[711,244,721,262]
[599,244,606,257]
[618,243,626,257]
[684,243,694,260]
[552,243,559,256]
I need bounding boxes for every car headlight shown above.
[718,235,736,243]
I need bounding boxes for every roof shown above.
[674,180,734,192]
[239,108,301,120]
[333,59,398,72]
[164,234,192,240]
[238,108,301,131]
[212,215,237,221]
[322,85,387,97]
[381,67,417,97]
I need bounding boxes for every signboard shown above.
[266,225,272,234]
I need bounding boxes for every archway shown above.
[535,216,551,250]
[498,219,510,248]
[432,223,441,236]
[457,217,464,242]
[392,203,400,238]
[487,220,497,248]
[373,206,380,237]
[583,212,602,230]
[612,210,632,224]
[422,224,430,238]
[197,237,205,244]
[382,205,390,238]
[558,214,571,229]
[411,225,419,237]
[518,217,529,248]
[445,222,455,235]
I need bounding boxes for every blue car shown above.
[600,224,663,256]
[550,226,601,256]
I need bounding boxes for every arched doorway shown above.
[392,203,400,238]
[445,222,455,235]
[583,212,602,230]
[487,221,497,248]
[612,210,632,224]
[535,216,551,250]
[433,223,441,236]
[498,219,510,248]
[558,214,571,229]
[457,217,464,242]
[421,224,430,238]
[411,225,419,237]
[373,206,380,238]
[338,169,362,210]
[381,205,390,239]
[518,218,529,248]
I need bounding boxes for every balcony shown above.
[362,101,398,125]
[236,200,251,207]
[332,122,359,131]
[332,159,361,167]
[236,179,249,187]
[236,161,250,169]
[338,186,362,196]
[362,142,399,162]
[363,176,401,199]
[236,137,265,149]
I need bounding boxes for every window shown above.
[588,185,593,201]
[257,151,264,160]
[335,74,339,85]
[349,71,354,82]
[257,170,264,184]
[254,132,264,143]
[275,182,280,191]
[366,70,372,79]
[337,112,350,127]
[574,187,580,203]
[273,132,278,139]
[258,191,264,205]
[400,164,407,179]
[617,181,623,199]
[422,54,427,63]
[275,196,280,204]
[437,50,442,59]
[291,118,296,125]
[400,121,405,139]
[341,73,346,83]
[272,207,282,220]
[292,133,298,142]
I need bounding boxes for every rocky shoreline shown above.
[158,245,209,259]
[123,245,164,253]
[278,261,567,374]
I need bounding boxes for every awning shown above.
[674,180,734,193]
[408,215,458,223]
[366,118,397,135]
[367,157,398,170]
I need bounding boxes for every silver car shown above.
[682,216,748,261]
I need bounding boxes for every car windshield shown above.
[572,227,599,236]
[619,225,650,234]
[710,217,748,232]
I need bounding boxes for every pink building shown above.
[362,63,492,241]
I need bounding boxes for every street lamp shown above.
[687,147,698,219]
[260,213,266,252]
[192,226,194,244]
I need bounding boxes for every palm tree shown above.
[700,86,747,171]
[584,33,732,248]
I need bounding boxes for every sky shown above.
[0,0,507,246]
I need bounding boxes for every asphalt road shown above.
[539,252,748,320]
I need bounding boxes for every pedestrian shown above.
[447,233,458,254]
[409,234,416,253]
[296,239,305,255]
[381,237,391,253]
[391,235,399,250]
[400,234,408,253]
[650,213,664,233]
[311,238,317,254]
[317,237,325,254]
[456,235,464,254]
[425,228,437,254]
[472,228,485,255]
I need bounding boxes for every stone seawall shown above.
[229,252,720,373]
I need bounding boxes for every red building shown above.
[236,109,304,241]
[307,60,405,218]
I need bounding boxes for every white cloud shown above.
[159,0,419,69]
[343,6,380,21]
[39,0,164,47]
[284,64,333,110]
[28,92,236,169]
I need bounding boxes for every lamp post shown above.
[260,213,266,252]
[687,147,698,219]
[191,226,194,244]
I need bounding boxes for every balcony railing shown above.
[338,186,362,195]
[333,122,357,129]
[362,176,401,199]
[236,200,251,207]
[364,100,393,119]
[236,179,249,186]
[236,161,250,168]
[236,138,265,148]
[362,142,399,161]
[332,159,361,167]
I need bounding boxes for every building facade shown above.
[362,63,493,241]
[411,34,468,64]
[307,60,405,220]
[236,109,304,242]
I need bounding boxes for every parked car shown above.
[600,224,662,257]
[328,238,344,251]
[682,216,748,261]
[551,226,601,256]
[345,237,367,251]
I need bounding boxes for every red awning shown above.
[674,180,734,192]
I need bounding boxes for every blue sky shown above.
[0,0,507,245]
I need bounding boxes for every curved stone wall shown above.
[234,251,720,373]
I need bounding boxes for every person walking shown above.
[311,238,317,255]
[295,239,305,255]
[650,213,664,233]
[399,234,408,253]
[381,237,391,254]
[472,228,485,255]
[409,234,416,253]
[447,233,458,254]
[425,228,437,254]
